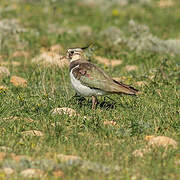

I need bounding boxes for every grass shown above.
[0,0,180,179]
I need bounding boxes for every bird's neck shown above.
[70,54,82,62]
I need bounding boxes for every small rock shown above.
[52,170,64,177]
[3,168,14,175]
[20,168,44,178]
[133,136,178,158]
[10,76,27,87]
[95,56,122,67]
[52,107,77,117]
[21,130,44,137]
[103,121,116,126]
[57,154,81,162]
[125,65,138,72]
[0,66,10,77]
[147,136,177,149]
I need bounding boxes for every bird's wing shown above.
[72,61,112,91]
[72,61,138,95]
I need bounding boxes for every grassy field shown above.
[0,0,180,179]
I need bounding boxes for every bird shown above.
[66,46,139,109]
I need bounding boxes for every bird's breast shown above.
[70,70,106,97]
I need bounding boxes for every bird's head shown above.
[66,46,89,62]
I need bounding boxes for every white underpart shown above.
[70,65,107,97]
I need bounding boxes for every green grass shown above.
[0,0,180,179]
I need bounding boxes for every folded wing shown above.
[72,61,139,95]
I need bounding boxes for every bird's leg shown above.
[92,96,98,109]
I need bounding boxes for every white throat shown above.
[70,54,81,62]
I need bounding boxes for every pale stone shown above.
[147,136,177,149]
[21,130,44,137]
[10,76,27,87]
[52,107,77,117]
[20,169,44,178]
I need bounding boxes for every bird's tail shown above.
[112,79,139,95]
